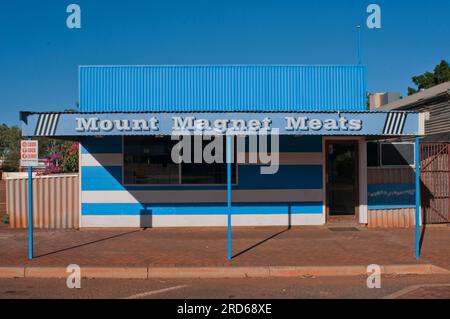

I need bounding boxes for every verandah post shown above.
[226,134,232,260]
[28,137,33,260]
[415,136,420,259]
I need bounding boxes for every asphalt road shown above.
[1,274,450,299]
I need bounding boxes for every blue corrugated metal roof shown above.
[79,65,367,112]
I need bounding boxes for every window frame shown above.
[367,141,416,168]
[380,141,416,168]
[121,136,239,186]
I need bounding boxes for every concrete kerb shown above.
[0,267,25,278]
[0,264,449,279]
[23,267,148,279]
[148,267,270,279]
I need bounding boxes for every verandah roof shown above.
[20,110,425,137]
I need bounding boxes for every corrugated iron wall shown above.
[6,174,79,229]
[368,208,415,228]
[79,65,367,112]
[367,167,415,228]
[367,167,415,184]
[403,95,450,136]
[424,97,450,135]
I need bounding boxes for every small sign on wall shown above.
[20,140,39,167]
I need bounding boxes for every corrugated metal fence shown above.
[6,174,79,229]
[0,173,6,224]
[420,142,450,224]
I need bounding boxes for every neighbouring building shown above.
[380,81,450,141]
[369,92,401,109]
[379,81,450,225]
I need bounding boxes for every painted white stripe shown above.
[39,114,50,136]
[45,113,55,136]
[419,112,426,136]
[81,214,325,227]
[50,114,59,135]
[359,139,368,224]
[387,112,397,135]
[81,189,323,204]
[81,153,123,166]
[396,113,406,135]
[392,113,404,135]
[122,285,188,299]
[240,152,323,165]
[392,113,401,135]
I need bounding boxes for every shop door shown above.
[326,141,359,222]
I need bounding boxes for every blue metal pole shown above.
[27,138,33,260]
[415,136,420,259]
[226,135,232,260]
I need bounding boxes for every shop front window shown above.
[123,136,236,185]
[366,141,415,167]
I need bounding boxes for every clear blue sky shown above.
[1,0,449,126]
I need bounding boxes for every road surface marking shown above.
[383,283,450,299]
[121,285,188,299]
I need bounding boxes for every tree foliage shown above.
[408,60,450,95]
[0,124,21,171]
[0,124,79,173]
[62,142,79,173]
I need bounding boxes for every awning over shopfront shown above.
[20,111,425,137]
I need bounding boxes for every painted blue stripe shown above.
[240,135,322,153]
[81,136,122,154]
[82,166,123,191]
[369,205,415,210]
[368,183,416,192]
[82,202,323,215]
[367,183,415,207]
[238,165,322,189]
[80,135,322,155]
[278,136,322,153]
[81,164,323,191]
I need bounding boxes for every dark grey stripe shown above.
[383,113,392,134]
[34,114,44,136]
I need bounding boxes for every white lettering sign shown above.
[20,140,39,167]
[285,117,362,132]
[74,116,363,133]
[75,117,159,132]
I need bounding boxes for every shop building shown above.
[20,65,425,228]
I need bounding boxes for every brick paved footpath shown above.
[0,226,449,269]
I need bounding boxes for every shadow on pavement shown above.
[34,229,145,258]
[232,227,290,259]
